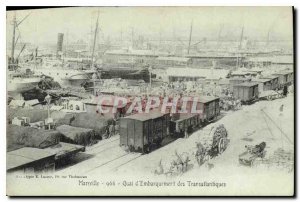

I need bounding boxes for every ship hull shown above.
[7,78,41,97]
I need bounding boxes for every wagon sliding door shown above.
[134,121,143,152]
[153,118,163,140]
[127,119,135,148]
[120,119,128,146]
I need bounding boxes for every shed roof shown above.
[43,142,84,159]
[24,99,40,106]
[9,100,25,107]
[166,67,229,79]
[7,147,55,170]
[82,96,128,108]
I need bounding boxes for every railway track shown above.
[85,152,142,174]
[86,136,120,152]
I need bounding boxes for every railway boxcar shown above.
[260,75,279,90]
[229,78,251,91]
[272,70,294,89]
[169,113,199,137]
[170,96,220,137]
[251,78,273,92]
[119,110,170,153]
[233,82,259,104]
[197,96,220,123]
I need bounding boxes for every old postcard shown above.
[6,6,294,196]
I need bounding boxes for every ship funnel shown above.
[57,33,64,58]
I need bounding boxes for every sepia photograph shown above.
[6,6,294,196]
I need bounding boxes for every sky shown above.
[6,7,293,46]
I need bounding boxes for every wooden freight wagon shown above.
[260,75,279,90]
[272,71,294,89]
[169,113,200,138]
[252,78,273,93]
[181,96,220,123]
[233,82,259,104]
[197,96,220,123]
[120,111,170,153]
[229,78,251,91]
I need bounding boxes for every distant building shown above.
[103,49,170,66]
[166,67,230,82]
[156,57,192,68]
[188,55,245,69]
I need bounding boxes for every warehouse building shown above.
[166,67,230,83]
[7,147,56,173]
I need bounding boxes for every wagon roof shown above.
[252,78,273,83]
[7,147,55,170]
[123,110,168,121]
[234,82,259,87]
[272,70,293,75]
[229,78,251,81]
[197,96,219,103]
[173,113,198,121]
[260,75,279,79]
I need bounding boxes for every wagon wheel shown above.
[218,138,226,154]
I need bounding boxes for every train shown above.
[119,69,294,154]
[119,96,220,153]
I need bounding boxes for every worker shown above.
[184,129,189,139]
[195,142,205,166]
[109,123,116,138]
[283,85,288,96]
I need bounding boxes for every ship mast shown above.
[187,20,193,55]
[10,12,17,66]
[10,11,31,70]
[91,11,99,69]
[236,25,244,69]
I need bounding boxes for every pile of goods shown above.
[154,124,229,177]
[8,108,49,123]
[56,112,115,139]
[198,124,229,157]
[56,125,97,146]
[38,76,61,90]
[7,125,66,151]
